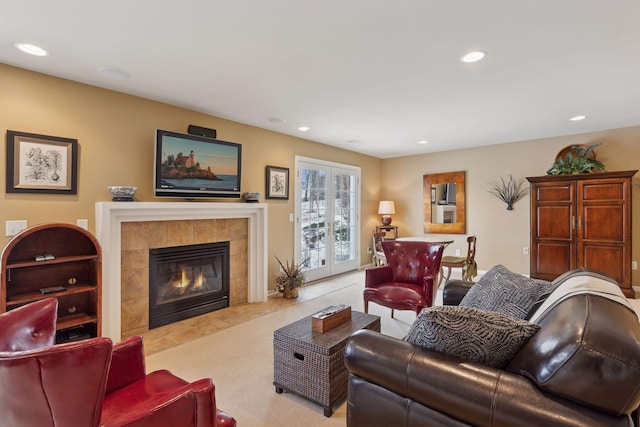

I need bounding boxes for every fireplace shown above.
[149,242,230,328]
[96,201,267,341]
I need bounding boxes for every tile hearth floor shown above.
[140,270,362,355]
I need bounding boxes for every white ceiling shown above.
[2,1,640,159]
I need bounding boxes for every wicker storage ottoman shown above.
[273,310,380,416]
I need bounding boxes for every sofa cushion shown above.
[405,305,540,368]
[459,264,550,319]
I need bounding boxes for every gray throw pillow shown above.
[459,264,550,319]
[405,305,540,368]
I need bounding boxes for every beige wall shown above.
[0,64,382,287]
[383,126,640,284]
[2,64,640,287]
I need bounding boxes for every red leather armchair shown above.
[0,298,236,427]
[364,240,445,317]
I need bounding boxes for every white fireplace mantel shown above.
[95,201,268,341]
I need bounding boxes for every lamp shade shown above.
[378,201,395,215]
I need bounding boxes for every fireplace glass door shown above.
[149,242,229,328]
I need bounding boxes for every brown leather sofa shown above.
[345,278,640,427]
[0,298,236,427]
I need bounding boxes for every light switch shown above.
[5,220,28,237]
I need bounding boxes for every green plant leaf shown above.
[546,143,605,175]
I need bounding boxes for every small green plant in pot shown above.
[546,144,605,175]
[275,256,309,298]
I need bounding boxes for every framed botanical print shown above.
[6,130,78,194]
[266,165,289,200]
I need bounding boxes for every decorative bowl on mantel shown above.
[243,192,262,203]
[108,186,137,201]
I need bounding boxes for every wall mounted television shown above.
[154,129,242,199]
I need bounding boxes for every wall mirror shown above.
[423,171,466,234]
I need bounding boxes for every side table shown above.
[273,310,381,416]
[375,225,398,240]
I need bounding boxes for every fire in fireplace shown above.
[149,241,230,329]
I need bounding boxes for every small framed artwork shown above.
[6,130,78,194]
[266,165,289,200]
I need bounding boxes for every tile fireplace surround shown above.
[96,202,268,342]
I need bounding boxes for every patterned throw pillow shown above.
[459,264,550,319]
[405,305,540,368]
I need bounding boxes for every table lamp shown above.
[378,201,395,226]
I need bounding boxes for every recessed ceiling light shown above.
[98,67,131,79]
[298,126,310,132]
[569,115,587,121]
[461,51,486,63]
[15,43,48,56]
[418,140,429,144]
[269,117,287,124]
[346,139,362,144]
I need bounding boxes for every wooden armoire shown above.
[527,170,637,297]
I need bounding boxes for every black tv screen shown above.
[154,129,242,199]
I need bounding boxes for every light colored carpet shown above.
[145,270,418,427]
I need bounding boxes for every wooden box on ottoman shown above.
[273,310,380,416]
[311,305,351,333]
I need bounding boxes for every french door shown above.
[295,157,360,282]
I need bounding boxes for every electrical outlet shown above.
[523,247,529,255]
[77,219,89,230]
[6,220,28,237]
[632,261,638,271]
[455,249,461,256]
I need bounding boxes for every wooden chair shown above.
[439,235,477,284]
[371,231,386,266]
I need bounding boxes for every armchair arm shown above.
[102,336,237,427]
[105,335,146,394]
[421,274,437,307]
[102,376,216,427]
[365,265,393,287]
[442,279,474,305]
[345,330,631,427]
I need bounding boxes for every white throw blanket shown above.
[528,273,637,323]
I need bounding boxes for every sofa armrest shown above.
[365,265,393,287]
[105,335,146,394]
[442,279,474,305]
[345,329,632,427]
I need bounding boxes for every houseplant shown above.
[546,144,605,175]
[275,256,308,298]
